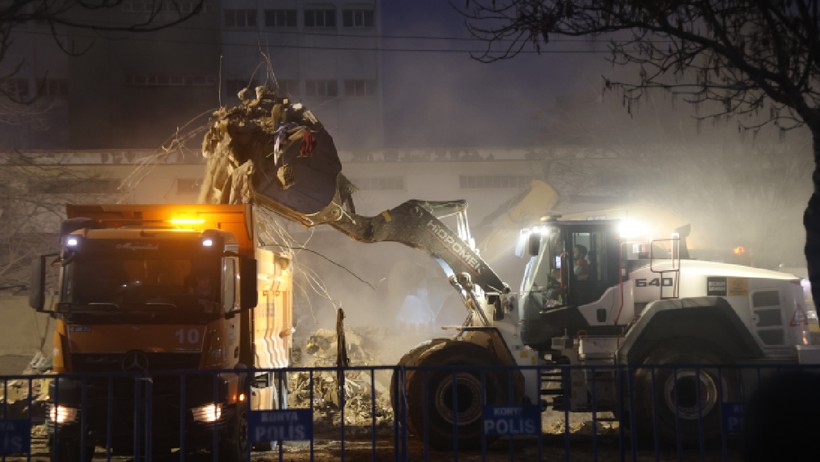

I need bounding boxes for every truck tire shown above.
[633,341,736,447]
[403,341,515,450]
[51,437,93,462]
[219,403,249,462]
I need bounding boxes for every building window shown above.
[344,79,376,97]
[342,8,374,28]
[127,73,217,87]
[276,79,299,97]
[224,9,257,28]
[30,179,121,194]
[35,78,69,98]
[2,78,29,99]
[348,177,404,191]
[305,79,338,98]
[225,79,259,98]
[459,175,532,189]
[122,0,210,14]
[304,7,336,28]
[177,178,201,195]
[264,9,296,27]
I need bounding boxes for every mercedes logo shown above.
[122,350,149,373]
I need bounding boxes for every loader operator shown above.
[573,244,590,281]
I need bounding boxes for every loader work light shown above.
[616,219,649,239]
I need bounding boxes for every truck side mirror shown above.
[29,254,57,312]
[239,257,258,310]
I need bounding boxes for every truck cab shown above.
[29,204,291,461]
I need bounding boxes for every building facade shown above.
[1,0,385,151]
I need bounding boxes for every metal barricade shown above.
[0,362,817,461]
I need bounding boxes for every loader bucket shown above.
[250,124,341,214]
[199,86,342,214]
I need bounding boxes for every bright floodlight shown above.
[617,219,650,239]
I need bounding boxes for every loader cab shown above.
[520,220,621,307]
[517,219,621,349]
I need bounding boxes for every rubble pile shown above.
[289,328,395,432]
[198,85,350,217]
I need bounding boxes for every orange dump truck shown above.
[29,204,292,461]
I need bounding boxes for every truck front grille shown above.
[70,352,201,372]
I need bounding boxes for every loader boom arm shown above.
[253,188,507,297]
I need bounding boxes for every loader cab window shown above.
[520,227,566,311]
[568,228,618,306]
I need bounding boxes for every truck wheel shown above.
[403,341,515,450]
[51,438,93,462]
[634,342,736,447]
[219,404,249,462]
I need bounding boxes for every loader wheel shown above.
[633,341,736,447]
[402,341,516,450]
[389,339,448,421]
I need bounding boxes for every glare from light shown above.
[201,238,214,248]
[169,218,205,225]
[617,220,650,239]
[192,403,222,422]
[65,237,79,247]
[50,404,78,424]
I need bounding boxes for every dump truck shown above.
[29,204,293,461]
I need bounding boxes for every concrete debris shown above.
[290,327,395,430]
[542,411,619,435]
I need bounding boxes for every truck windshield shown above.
[520,228,565,310]
[64,255,219,313]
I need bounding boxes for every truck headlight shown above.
[192,403,222,422]
[49,404,78,424]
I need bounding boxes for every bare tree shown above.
[0,153,126,294]
[457,1,820,300]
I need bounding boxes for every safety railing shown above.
[0,362,817,461]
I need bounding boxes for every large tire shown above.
[633,340,736,447]
[390,339,448,422]
[219,403,249,462]
[402,341,518,450]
